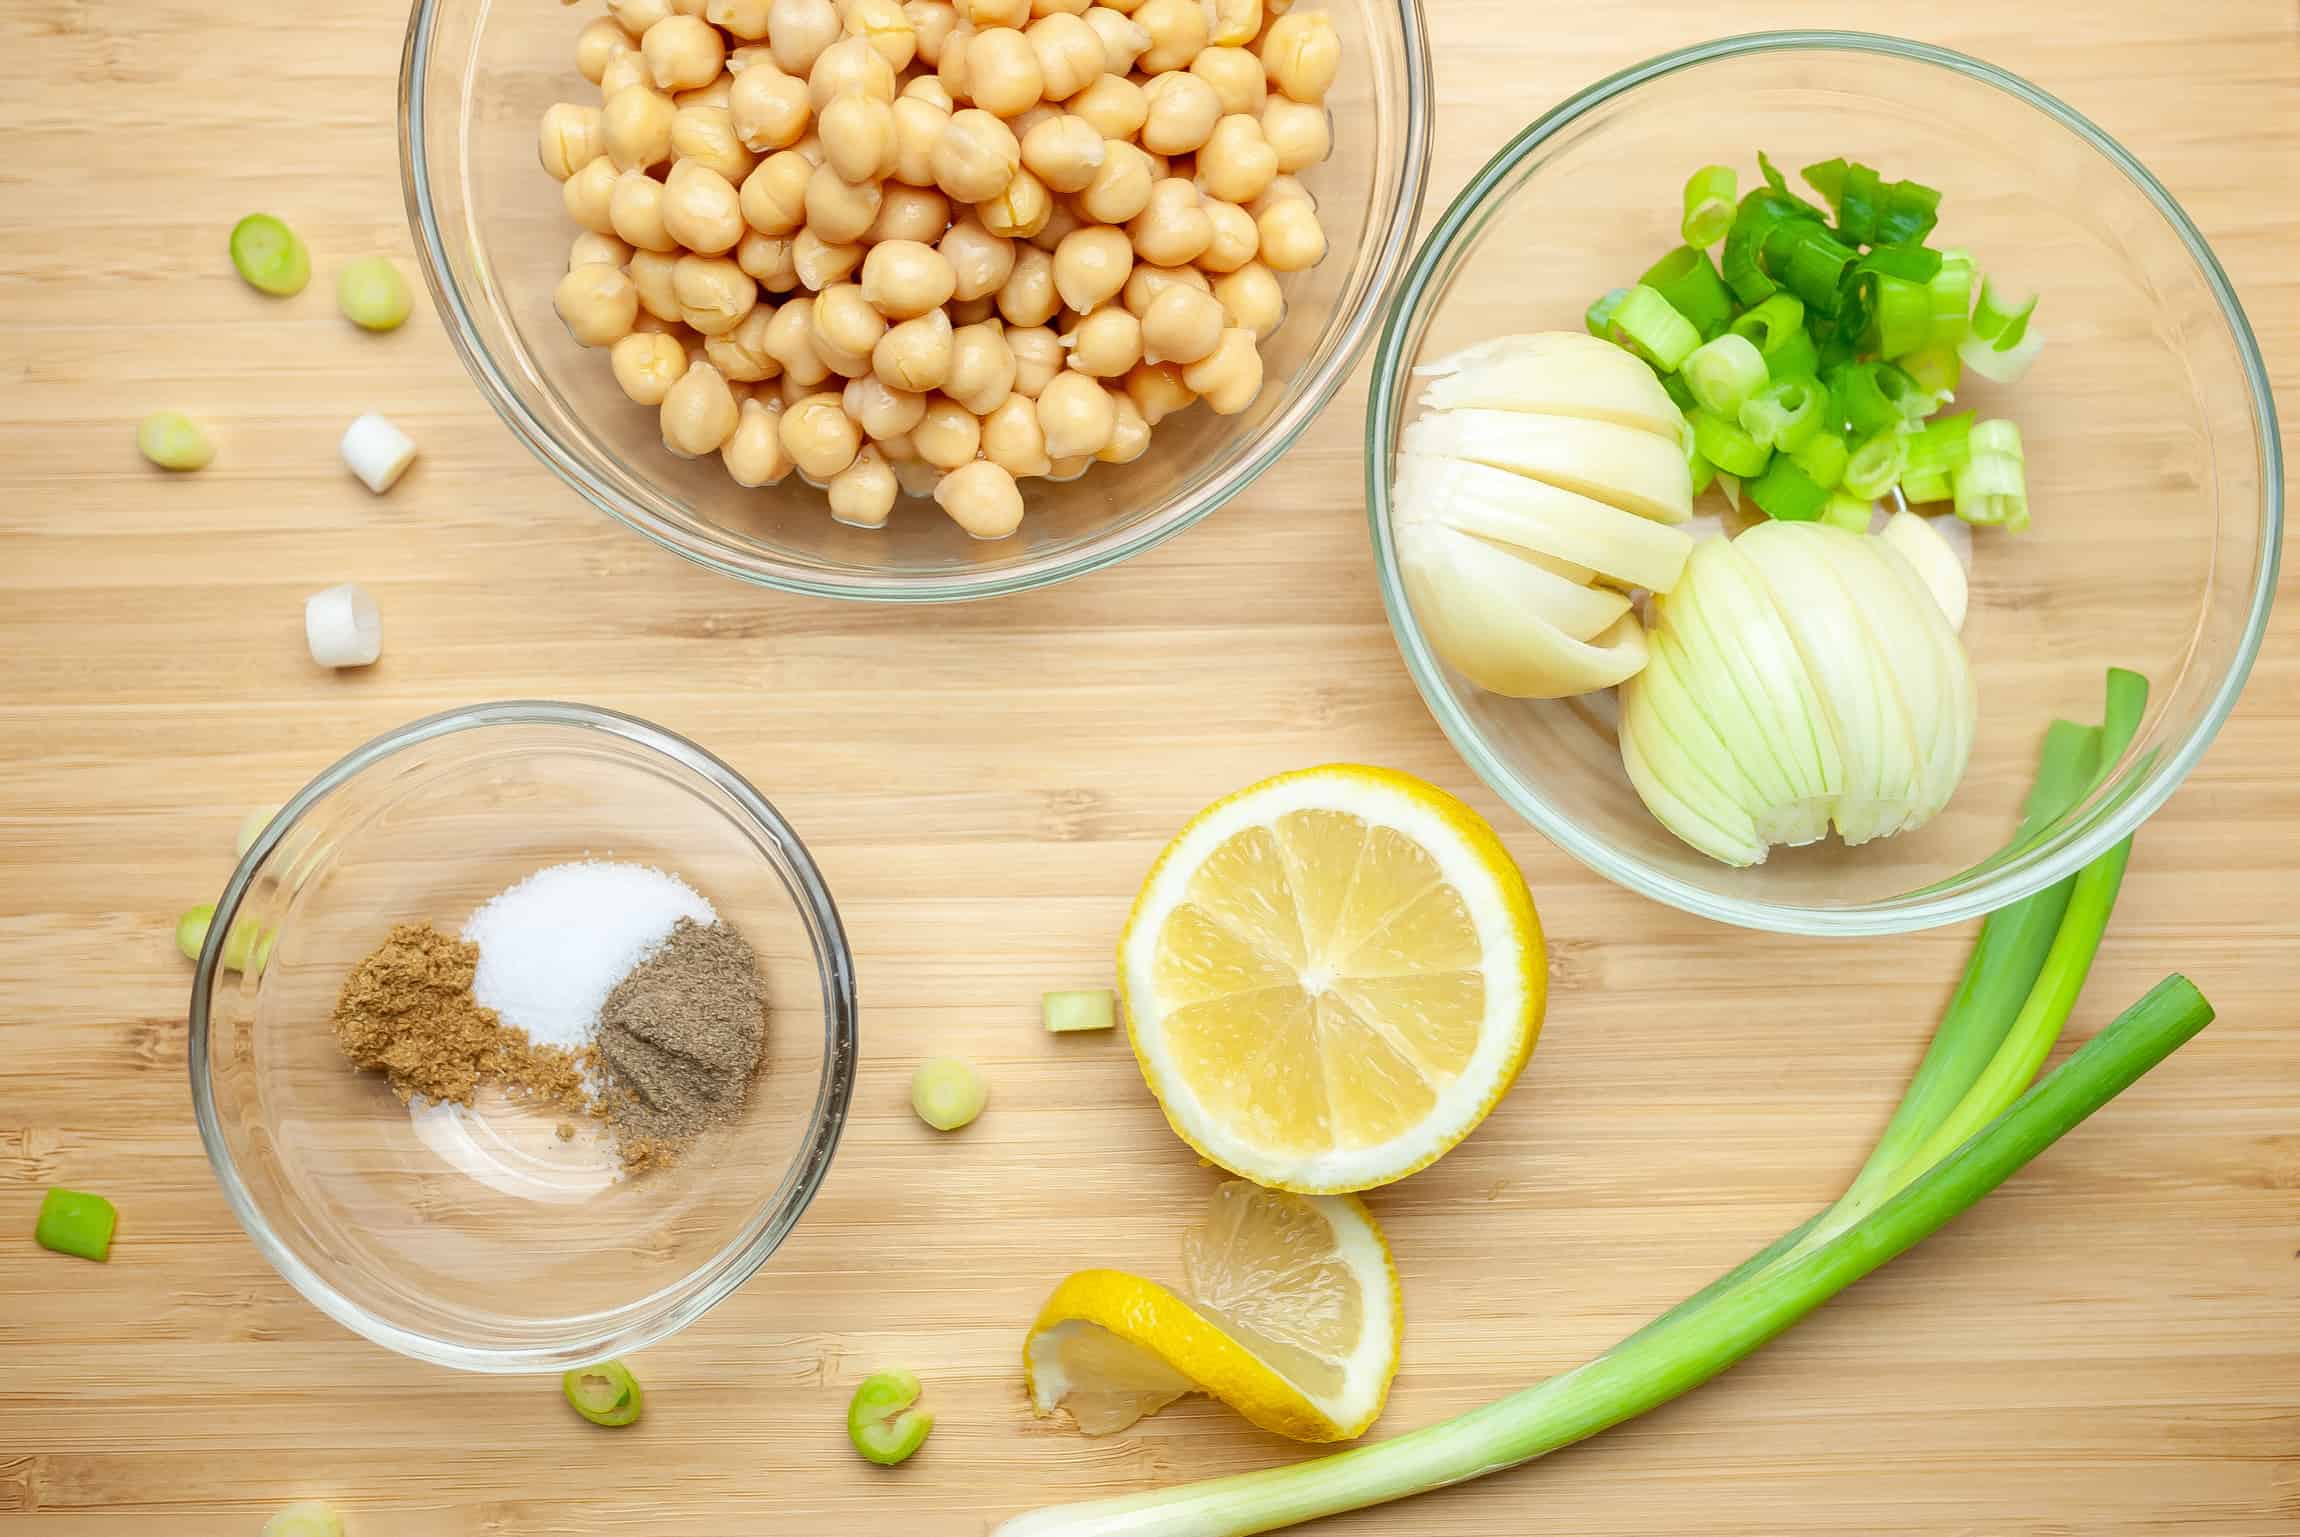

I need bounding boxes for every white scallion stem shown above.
[340,413,418,494]
[305,583,382,668]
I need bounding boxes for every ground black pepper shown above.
[594,917,767,1169]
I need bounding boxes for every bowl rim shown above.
[188,700,861,1371]
[399,0,1436,603]
[1364,29,2284,937]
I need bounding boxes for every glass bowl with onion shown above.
[401,0,1431,601]
[1368,32,2280,936]
[190,703,857,1371]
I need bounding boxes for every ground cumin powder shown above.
[594,917,767,1170]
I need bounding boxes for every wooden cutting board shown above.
[2,1,2294,1532]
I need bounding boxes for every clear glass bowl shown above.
[189,703,858,1370]
[401,0,1432,600]
[1367,33,2281,936]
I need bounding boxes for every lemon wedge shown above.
[1119,765,1545,1192]
[1024,1182,1402,1442]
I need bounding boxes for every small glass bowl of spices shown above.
[190,702,857,1372]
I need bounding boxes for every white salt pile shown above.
[462,861,715,1050]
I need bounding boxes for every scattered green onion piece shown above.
[1874,179,1943,246]
[229,214,311,297]
[1760,327,1819,383]
[1044,988,1117,1033]
[1681,334,1767,416]
[1829,361,1924,437]
[261,1501,346,1537]
[1585,287,1629,339]
[1728,292,1803,350]
[1753,151,1824,217]
[1737,377,1825,452]
[1819,492,1873,532]
[1688,409,1771,479]
[1865,274,1932,359]
[1927,249,1975,346]
[1954,420,2028,531]
[1722,192,1806,305]
[1660,371,1697,413]
[1790,432,1851,492]
[1835,162,1883,244]
[1899,343,1960,407]
[1764,221,1859,311]
[1606,284,1700,372]
[336,256,413,332]
[1799,156,1848,204]
[1899,462,1953,504]
[911,1057,988,1130]
[1688,449,1715,497]
[35,1188,116,1262]
[562,1360,644,1427]
[1971,275,2038,351]
[1747,453,1829,521]
[1638,246,1734,339]
[1970,418,2024,463]
[1959,324,2045,385]
[137,411,215,472]
[1842,428,1910,500]
[849,1370,934,1466]
[1681,165,1738,247]
[1849,243,1943,286]
[175,905,266,972]
[1899,411,1973,504]
[1814,331,1857,375]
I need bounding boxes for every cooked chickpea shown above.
[1182,326,1260,413]
[1132,0,1207,72]
[773,369,816,406]
[1196,114,1278,204]
[662,358,743,454]
[902,72,956,109]
[570,229,634,270]
[730,65,811,150]
[1019,115,1102,193]
[673,253,760,333]
[1123,357,1194,422]
[792,129,827,165]
[808,35,897,109]
[603,86,677,170]
[933,109,1022,202]
[843,373,929,439]
[1026,13,1103,99]
[935,21,975,100]
[540,103,604,181]
[662,159,746,253]
[1121,260,1209,316]
[1006,323,1063,394]
[1031,0,1088,14]
[1247,172,1308,217]
[628,247,685,320]
[1065,304,1141,376]
[738,229,801,289]
[1188,47,1267,116]
[941,215,1017,300]
[813,282,889,361]
[779,391,863,476]
[803,160,883,243]
[611,0,675,33]
[1141,72,1221,156]
[642,14,724,92]
[1258,96,1328,172]
[962,27,1042,116]
[578,18,638,84]
[1256,196,1324,270]
[996,244,1061,325]
[1139,281,1224,365]
[1128,178,1211,266]
[792,227,866,288]
[610,169,677,252]
[963,0,1028,24]
[1069,73,1146,139]
[891,450,943,496]
[1098,391,1150,461]
[769,0,842,73]
[763,296,832,382]
[1080,5,1150,71]
[706,303,783,380]
[727,42,777,71]
[828,444,900,525]
[1208,0,1259,45]
[934,459,1026,538]
[906,0,960,63]
[820,91,899,182]
[1028,201,1082,252]
[671,105,759,181]
[844,0,918,68]
[944,320,1017,412]
[554,262,640,346]
[611,329,692,403]
[1076,139,1154,223]
[856,240,954,320]
[1198,198,1258,272]
[1049,225,1130,312]
[1260,11,1338,103]
[912,395,983,468]
[873,308,956,390]
[978,167,1053,239]
[890,96,950,185]
[707,0,773,36]
[676,73,735,110]
[980,390,1051,475]
[1044,453,1093,480]
[1035,368,1117,457]
[723,397,796,484]
[866,183,951,242]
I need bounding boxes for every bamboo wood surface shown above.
[3,0,2297,1532]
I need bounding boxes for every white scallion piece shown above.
[305,583,382,668]
[340,413,417,494]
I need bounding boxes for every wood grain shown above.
[2,0,2296,1533]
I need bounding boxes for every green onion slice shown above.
[1819,491,1873,532]
[35,1188,117,1262]
[1842,428,1911,500]
[1748,453,1829,522]
[849,1370,934,1466]
[1828,361,1925,437]
[1639,246,1735,339]
[1607,284,1700,372]
[562,1360,644,1427]
[1585,287,1629,339]
[1681,165,1738,247]
[1790,432,1852,492]
[1927,249,1975,346]
[1727,292,1804,353]
[1682,333,1768,417]
[230,214,311,297]
[1971,276,2038,351]
[1689,409,1771,479]
[1738,378,1825,452]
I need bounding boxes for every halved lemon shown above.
[1024,1181,1402,1442]
[1119,765,1545,1192]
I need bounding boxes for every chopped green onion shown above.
[1660,371,1696,413]
[1900,411,1973,503]
[261,1501,346,1537]
[1955,420,2028,531]
[1828,361,1925,437]
[138,411,215,472]
[1606,285,1700,372]
[1819,492,1873,532]
[1899,343,1960,406]
[1585,287,1628,339]
[175,904,266,972]
[229,213,311,297]
[1971,419,2024,461]
[1681,334,1768,416]
[1799,156,1847,204]
[1727,292,1803,351]
[1874,180,1943,246]
[1927,249,1975,347]
[35,1188,117,1262]
[1864,275,1931,358]
[1687,449,1715,497]
[849,1370,934,1466]
[1044,988,1116,1032]
[1748,453,1829,521]
[1737,378,1825,452]
[336,256,413,332]
[1835,162,1883,244]
[1899,463,1952,504]
[912,1057,988,1130]
[1681,165,1738,247]
[1763,221,1859,310]
[1790,432,1851,491]
[1842,428,1910,500]
[1638,247,1734,339]
[1971,276,2037,351]
[1722,190,1809,305]
[562,1360,644,1427]
[1689,408,1771,478]
[1959,324,2045,385]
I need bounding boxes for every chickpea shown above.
[866,183,951,243]
[820,91,899,182]
[676,73,735,110]
[793,227,865,288]
[731,66,812,151]
[978,166,1054,239]
[1069,73,1145,139]
[949,292,998,325]
[1050,225,1131,312]
[1064,304,1141,376]
[1045,452,1092,480]
[1256,196,1324,271]
[554,262,640,346]
[1196,114,1278,204]
[769,0,842,73]
[673,253,761,334]
[902,72,956,109]
[671,105,759,181]
[808,35,897,108]
[631,308,690,335]
[1259,11,1338,103]
[1006,323,1063,395]
[642,14,724,91]
[603,86,678,170]
[600,50,654,99]
[905,0,959,63]
[628,247,685,320]
[1028,200,1082,252]
[1191,47,1266,116]
[935,459,1026,538]
[892,451,944,496]
[1120,260,1209,316]
[844,0,918,68]
[1075,139,1154,223]
[873,308,956,390]
[540,103,604,181]
[577,18,638,85]
[763,296,831,382]
[912,395,983,469]
[611,0,674,33]
[792,129,826,165]
[1026,13,1103,99]
[940,215,1017,300]
[1255,97,1328,174]
[1197,199,1257,273]
[1123,357,1194,422]
[828,445,900,526]
[1035,368,1117,458]
[780,391,863,476]
[609,328,690,402]
[1019,114,1103,193]
[935,22,975,101]
[610,169,677,252]
[813,282,889,361]
[843,373,929,439]
[932,109,1022,203]
[1141,72,1221,155]
[661,359,743,455]
[1128,178,1211,266]
[1208,0,1259,46]
[722,398,796,483]
[1132,0,1206,72]
[738,229,801,289]
[944,320,1017,413]
[962,27,1042,116]
[708,0,774,37]
[776,369,818,406]
[813,323,876,379]
[852,240,954,321]
[1182,325,1261,413]
[706,303,784,380]
[1006,102,1060,142]
[1080,5,1150,72]
[727,42,778,71]
[1031,0,1088,14]
[963,0,1028,24]
[567,236,636,287]
[1246,172,1308,217]
[1138,281,1225,365]
[890,96,950,185]
[979,390,1051,476]
[662,159,746,253]
[1098,391,1150,462]
[803,159,883,243]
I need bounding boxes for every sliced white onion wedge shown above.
[305,583,382,668]
[1878,509,1970,631]
[1393,452,1692,594]
[1413,331,1685,440]
[1398,523,1648,699]
[1404,410,1693,525]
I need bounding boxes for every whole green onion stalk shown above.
[995,672,2209,1537]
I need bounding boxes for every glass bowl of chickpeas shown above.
[402,0,1432,599]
